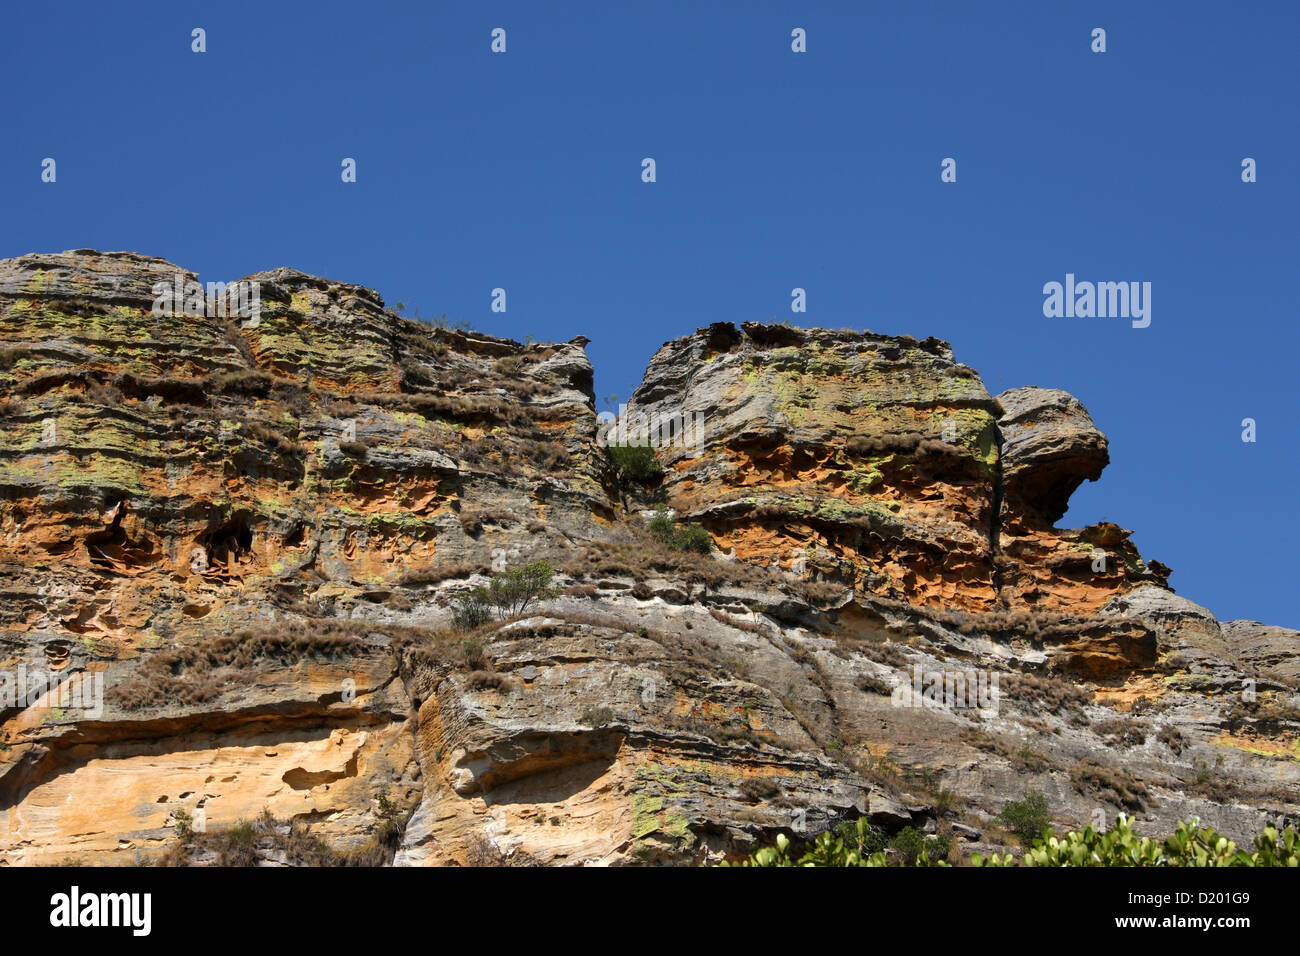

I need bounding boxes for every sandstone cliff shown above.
[0,251,1294,866]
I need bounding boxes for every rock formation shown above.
[0,251,1294,866]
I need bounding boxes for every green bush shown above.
[998,790,1051,846]
[487,560,557,616]
[673,524,713,555]
[724,814,1300,868]
[609,443,663,485]
[460,634,489,669]
[890,826,951,865]
[838,818,889,857]
[973,816,1300,867]
[451,588,493,630]
[218,820,261,866]
[722,818,944,868]
[374,787,405,846]
[648,508,712,555]
[648,508,675,541]
[170,808,194,840]
[451,561,556,630]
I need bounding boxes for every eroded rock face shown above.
[1221,621,1300,685]
[0,254,1295,866]
[626,323,1005,611]
[626,325,1165,617]
[996,386,1108,524]
[1101,585,1237,680]
[0,250,604,863]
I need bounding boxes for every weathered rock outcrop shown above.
[996,386,1108,524]
[626,326,1166,616]
[0,252,1295,866]
[1221,621,1300,685]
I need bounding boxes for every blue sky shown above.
[4,2,1297,626]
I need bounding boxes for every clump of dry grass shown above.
[708,607,767,634]
[739,776,783,801]
[958,728,1059,774]
[110,622,372,710]
[522,439,571,470]
[999,672,1093,716]
[856,672,893,695]
[561,519,842,608]
[395,562,490,587]
[458,509,515,536]
[1094,717,1147,748]
[1070,757,1149,810]
[158,806,403,868]
[853,640,911,667]
[465,670,517,693]
[1225,694,1300,735]
[1157,724,1185,755]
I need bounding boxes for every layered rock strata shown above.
[0,252,1293,866]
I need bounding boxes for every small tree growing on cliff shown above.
[609,444,663,486]
[451,561,556,629]
[373,787,405,846]
[451,587,493,630]
[487,560,556,617]
[171,808,195,840]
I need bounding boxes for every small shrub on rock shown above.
[998,790,1051,846]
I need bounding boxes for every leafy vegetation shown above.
[725,814,1300,867]
[889,826,952,865]
[998,790,1051,846]
[648,508,712,555]
[721,818,948,867]
[608,443,663,485]
[373,786,406,845]
[973,816,1300,867]
[170,808,195,840]
[451,560,557,630]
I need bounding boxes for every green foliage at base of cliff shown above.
[723,815,1300,867]
[973,816,1300,867]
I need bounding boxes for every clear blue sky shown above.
[4,2,1296,627]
